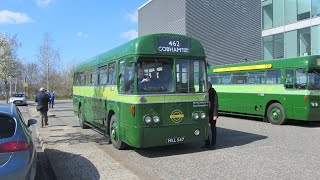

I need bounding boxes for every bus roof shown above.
[210,55,320,73]
[75,33,205,72]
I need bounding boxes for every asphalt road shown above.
[19,100,320,179]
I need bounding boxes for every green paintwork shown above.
[73,33,208,148]
[208,55,320,122]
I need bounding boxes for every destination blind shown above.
[157,37,189,53]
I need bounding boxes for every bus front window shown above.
[137,58,174,93]
[176,59,207,93]
[307,70,320,90]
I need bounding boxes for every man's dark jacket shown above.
[35,91,50,111]
[209,87,219,119]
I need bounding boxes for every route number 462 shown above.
[168,41,180,47]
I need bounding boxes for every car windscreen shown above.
[0,116,16,139]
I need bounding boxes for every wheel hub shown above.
[271,108,280,120]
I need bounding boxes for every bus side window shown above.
[248,72,265,84]
[284,70,294,88]
[108,62,116,85]
[295,68,307,89]
[232,73,247,84]
[266,70,281,84]
[220,74,231,84]
[98,66,108,85]
[209,75,219,84]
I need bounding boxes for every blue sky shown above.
[0,0,148,67]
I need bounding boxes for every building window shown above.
[312,25,320,55]
[263,35,273,59]
[298,27,311,56]
[285,30,298,58]
[263,33,284,60]
[312,0,320,17]
[274,34,284,59]
[273,0,284,27]
[285,0,297,24]
[297,0,311,21]
[262,0,273,30]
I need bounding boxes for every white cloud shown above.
[0,10,33,24]
[36,0,52,8]
[126,11,138,23]
[76,32,88,38]
[121,29,138,40]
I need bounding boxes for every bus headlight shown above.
[315,102,319,107]
[153,116,160,123]
[200,112,206,119]
[193,113,199,120]
[145,116,152,124]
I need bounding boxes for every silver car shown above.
[9,93,27,106]
[0,104,37,180]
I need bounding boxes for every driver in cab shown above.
[138,68,151,91]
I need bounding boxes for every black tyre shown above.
[267,103,286,125]
[79,107,90,129]
[110,115,127,150]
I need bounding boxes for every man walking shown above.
[35,87,50,127]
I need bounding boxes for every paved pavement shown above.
[28,102,139,180]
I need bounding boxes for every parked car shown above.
[9,93,27,106]
[0,103,37,180]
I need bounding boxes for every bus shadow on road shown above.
[217,127,267,149]
[221,114,320,128]
[284,120,320,128]
[135,127,267,158]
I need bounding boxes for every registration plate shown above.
[167,137,185,144]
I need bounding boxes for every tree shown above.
[37,33,60,91]
[0,34,22,103]
[23,62,41,96]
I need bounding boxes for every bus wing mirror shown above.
[206,62,211,69]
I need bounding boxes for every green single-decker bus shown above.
[208,55,320,125]
[73,33,209,149]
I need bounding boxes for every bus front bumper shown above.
[138,124,208,148]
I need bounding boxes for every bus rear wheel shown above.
[267,103,286,125]
[110,115,127,150]
[79,107,90,129]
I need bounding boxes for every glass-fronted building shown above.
[262,0,320,60]
[139,0,262,65]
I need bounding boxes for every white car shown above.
[9,93,27,106]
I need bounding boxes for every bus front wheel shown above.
[79,107,90,129]
[110,115,127,150]
[267,103,286,125]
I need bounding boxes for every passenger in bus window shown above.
[203,81,219,150]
